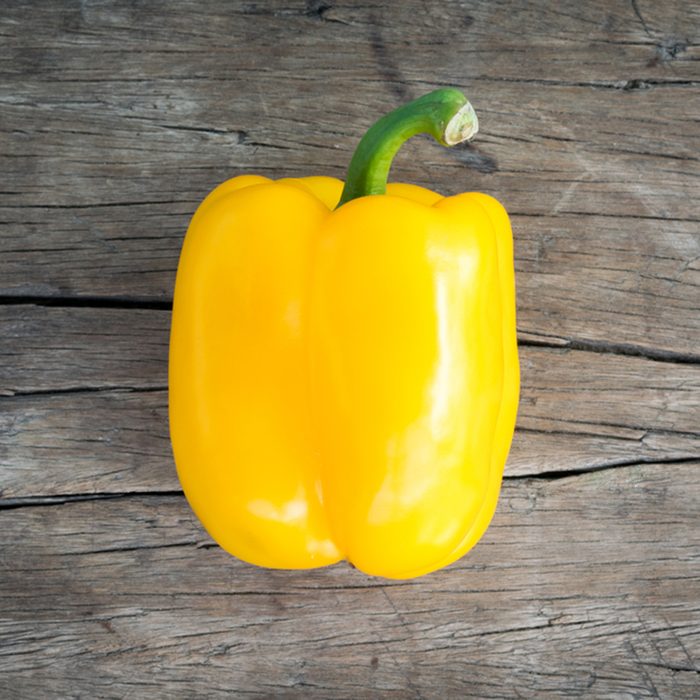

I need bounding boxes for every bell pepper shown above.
[169,88,519,579]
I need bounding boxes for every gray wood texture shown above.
[1,0,698,697]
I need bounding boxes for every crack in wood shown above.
[0,295,173,310]
[0,384,167,399]
[0,200,199,209]
[503,456,699,482]
[470,76,700,89]
[0,490,184,510]
[1,296,696,368]
[630,0,653,37]
[2,458,697,510]
[368,21,411,102]
[62,541,203,557]
[517,335,700,365]
[642,661,700,675]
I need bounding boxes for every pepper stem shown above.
[336,88,478,208]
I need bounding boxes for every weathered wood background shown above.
[1,0,699,697]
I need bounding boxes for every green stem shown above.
[336,88,478,208]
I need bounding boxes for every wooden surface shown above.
[1,0,698,697]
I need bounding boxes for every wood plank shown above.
[1,1,698,356]
[2,83,696,217]
[1,1,697,84]
[0,390,173,498]
[2,383,699,499]
[1,462,698,698]
[1,306,697,496]
[0,306,168,395]
[515,213,699,359]
[2,79,697,221]
[2,209,698,357]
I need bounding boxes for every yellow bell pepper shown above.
[169,89,519,579]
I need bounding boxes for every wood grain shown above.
[0,305,697,498]
[1,462,698,698]
[1,0,699,697]
[1,1,698,357]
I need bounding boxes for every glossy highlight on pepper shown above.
[169,89,519,579]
